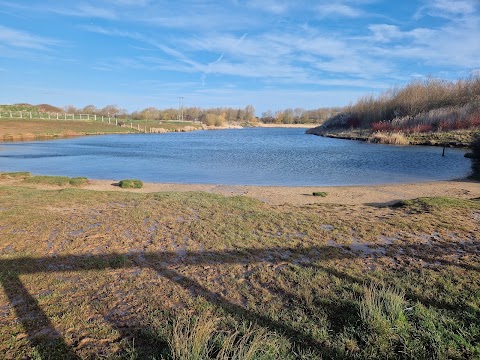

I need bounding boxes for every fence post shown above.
[116,118,118,126]
[20,112,23,118]
[94,115,96,121]
[137,124,140,131]
[30,111,32,119]
[130,122,133,129]
[101,116,104,122]
[9,111,12,118]
[108,118,111,124]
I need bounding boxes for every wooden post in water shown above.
[442,145,446,157]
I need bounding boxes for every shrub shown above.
[118,179,143,189]
[312,191,327,197]
[468,136,480,180]
[371,121,392,132]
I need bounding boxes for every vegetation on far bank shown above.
[307,75,480,146]
[0,181,479,359]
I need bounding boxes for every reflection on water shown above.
[0,128,471,186]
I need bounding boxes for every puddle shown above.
[321,224,334,231]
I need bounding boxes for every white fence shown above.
[0,110,120,122]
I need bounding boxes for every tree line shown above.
[61,103,338,125]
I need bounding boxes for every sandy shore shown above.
[3,177,477,206]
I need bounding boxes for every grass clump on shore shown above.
[24,175,89,187]
[0,172,31,179]
[118,179,144,189]
[368,132,409,145]
[312,191,327,197]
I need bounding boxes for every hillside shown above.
[307,76,480,146]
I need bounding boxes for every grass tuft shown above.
[312,191,327,197]
[169,312,282,360]
[118,179,144,189]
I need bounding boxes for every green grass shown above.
[23,175,89,187]
[0,172,32,179]
[118,179,144,189]
[312,191,327,197]
[0,186,479,359]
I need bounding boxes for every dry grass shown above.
[368,132,409,145]
[314,76,480,136]
[0,185,479,359]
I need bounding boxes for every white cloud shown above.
[316,3,362,18]
[245,0,290,15]
[416,0,478,19]
[0,25,62,50]
[50,4,117,20]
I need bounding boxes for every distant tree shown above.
[140,107,160,120]
[282,108,294,124]
[63,105,77,114]
[245,105,256,122]
[204,113,225,126]
[99,105,121,117]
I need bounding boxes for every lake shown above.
[0,128,471,186]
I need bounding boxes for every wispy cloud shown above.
[52,4,117,19]
[316,3,363,18]
[416,0,478,19]
[0,25,62,50]
[245,0,290,15]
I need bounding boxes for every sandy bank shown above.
[3,177,478,206]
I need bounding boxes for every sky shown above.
[0,0,480,114]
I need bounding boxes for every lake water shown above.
[0,128,471,186]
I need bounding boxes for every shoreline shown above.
[2,176,478,206]
[0,122,316,142]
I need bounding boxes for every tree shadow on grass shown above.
[0,242,478,359]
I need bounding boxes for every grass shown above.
[23,175,89,187]
[118,179,144,189]
[0,183,479,359]
[368,132,409,145]
[312,191,327,197]
[0,172,32,179]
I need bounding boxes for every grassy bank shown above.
[0,183,479,359]
[0,118,206,141]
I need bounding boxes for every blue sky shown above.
[0,0,479,114]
